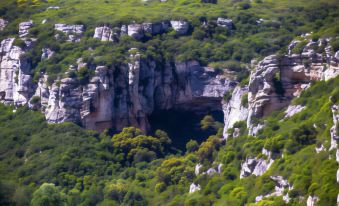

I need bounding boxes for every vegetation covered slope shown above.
[0,76,338,206]
[1,0,338,84]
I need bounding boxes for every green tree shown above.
[31,183,64,206]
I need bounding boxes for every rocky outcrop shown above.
[284,104,305,119]
[255,176,292,203]
[222,86,248,139]
[329,105,339,150]
[189,183,201,193]
[19,21,33,38]
[170,21,189,35]
[195,163,203,176]
[94,22,170,41]
[247,38,339,133]
[217,18,234,30]
[41,48,54,60]
[240,156,274,178]
[128,24,144,40]
[0,38,32,106]
[54,24,84,42]
[0,18,8,31]
[30,49,233,131]
[93,26,114,41]
[307,196,319,206]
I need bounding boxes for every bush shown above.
[186,140,199,153]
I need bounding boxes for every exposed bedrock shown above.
[0,38,234,131]
[223,38,339,136]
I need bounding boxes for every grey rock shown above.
[247,39,339,135]
[41,48,54,60]
[170,20,189,35]
[240,156,274,179]
[94,26,113,41]
[47,6,60,10]
[217,17,234,29]
[19,20,33,38]
[284,105,305,119]
[54,24,84,42]
[189,183,201,193]
[307,196,319,206]
[0,38,32,106]
[128,24,144,40]
[223,86,248,139]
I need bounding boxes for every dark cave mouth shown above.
[148,108,224,151]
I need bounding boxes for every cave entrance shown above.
[149,108,224,151]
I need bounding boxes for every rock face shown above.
[0,38,32,106]
[94,22,170,41]
[30,50,233,131]
[247,38,339,133]
[222,86,248,139]
[93,26,114,41]
[54,24,84,42]
[170,21,189,35]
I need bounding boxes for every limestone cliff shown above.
[222,38,339,136]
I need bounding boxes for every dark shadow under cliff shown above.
[149,109,223,151]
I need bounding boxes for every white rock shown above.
[93,26,113,41]
[307,196,319,206]
[330,105,339,151]
[19,20,33,38]
[127,24,144,40]
[315,145,325,153]
[41,48,54,60]
[216,17,233,29]
[284,105,305,119]
[170,20,189,35]
[223,86,249,139]
[189,183,201,193]
[54,24,84,42]
[217,163,223,174]
[195,163,203,176]
[206,168,217,176]
[47,6,60,10]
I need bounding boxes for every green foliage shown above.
[186,140,199,153]
[31,183,64,206]
[241,93,248,107]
